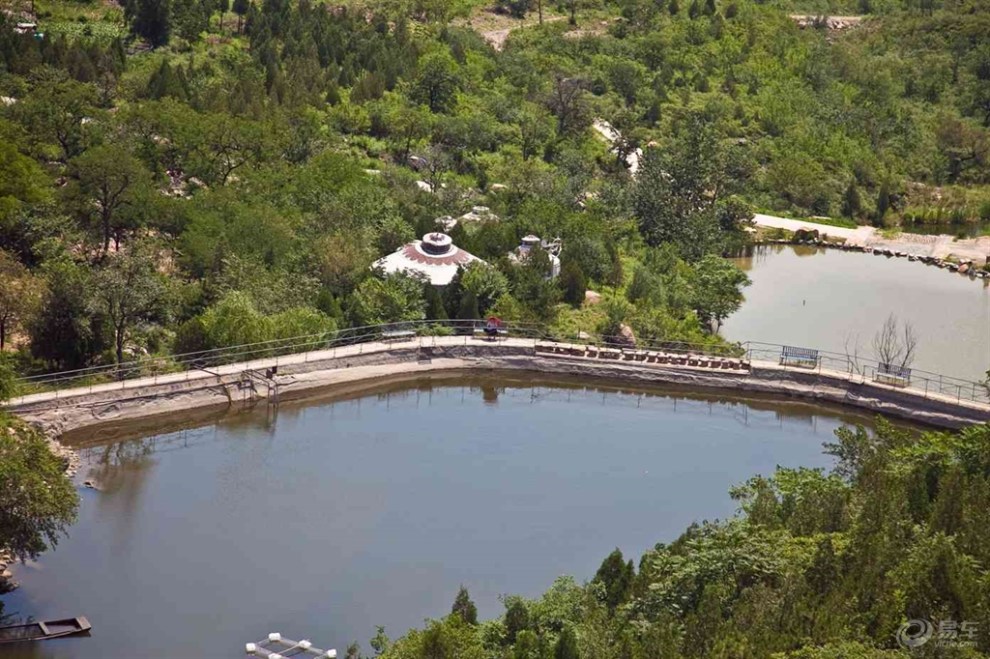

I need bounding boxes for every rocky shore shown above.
[756,235,990,281]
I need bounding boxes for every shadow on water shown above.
[58,371,893,451]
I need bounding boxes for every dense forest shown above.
[371,421,990,658]
[1,0,988,390]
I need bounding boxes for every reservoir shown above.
[2,375,878,659]
[725,245,990,383]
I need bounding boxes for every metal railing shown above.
[744,342,989,406]
[6,322,989,408]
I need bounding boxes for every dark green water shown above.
[2,375,879,659]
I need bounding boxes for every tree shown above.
[68,145,152,257]
[841,181,862,218]
[459,262,509,317]
[232,0,250,32]
[504,598,530,644]
[496,0,532,18]
[410,51,460,114]
[0,357,16,403]
[691,255,750,332]
[0,414,79,562]
[216,0,230,32]
[594,548,635,611]
[0,127,49,225]
[389,101,432,165]
[457,290,480,323]
[632,116,731,260]
[875,181,890,225]
[92,246,169,365]
[0,249,42,351]
[127,0,172,47]
[16,72,98,162]
[451,586,478,625]
[350,273,427,326]
[554,627,580,659]
[546,74,590,136]
[871,313,917,369]
[559,260,586,307]
[30,260,103,370]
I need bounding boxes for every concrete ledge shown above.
[10,339,989,438]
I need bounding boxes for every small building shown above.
[373,232,484,287]
[508,235,561,279]
[458,206,498,224]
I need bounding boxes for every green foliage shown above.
[383,421,990,658]
[459,263,509,317]
[0,356,16,402]
[553,627,579,659]
[29,259,104,370]
[559,260,586,307]
[0,414,79,561]
[691,254,750,331]
[593,548,635,611]
[126,0,171,47]
[92,244,170,364]
[451,586,479,625]
[187,292,336,353]
[350,273,427,326]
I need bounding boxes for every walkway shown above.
[8,335,990,431]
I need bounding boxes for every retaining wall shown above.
[10,340,989,438]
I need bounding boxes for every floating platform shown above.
[246,632,336,658]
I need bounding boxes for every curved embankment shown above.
[8,337,989,437]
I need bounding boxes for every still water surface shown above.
[2,376,874,659]
[724,245,990,382]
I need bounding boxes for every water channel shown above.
[1,375,881,659]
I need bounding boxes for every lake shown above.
[724,245,990,382]
[0,375,876,659]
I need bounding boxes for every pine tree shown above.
[704,0,716,15]
[842,181,862,218]
[128,0,171,47]
[504,599,530,644]
[425,285,447,321]
[669,0,680,15]
[451,586,478,625]
[457,290,480,323]
[232,0,250,33]
[594,549,635,611]
[560,260,586,307]
[554,627,580,659]
[875,181,890,226]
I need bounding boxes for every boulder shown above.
[613,323,636,348]
[584,290,603,305]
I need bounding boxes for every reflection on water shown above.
[725,245,990,382]
[3,376,886,659]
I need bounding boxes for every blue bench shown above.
[780,346,819,369]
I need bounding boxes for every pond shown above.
[1,375,877,659]
[724,245,990,383]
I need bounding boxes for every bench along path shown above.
[8,335,990,432]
